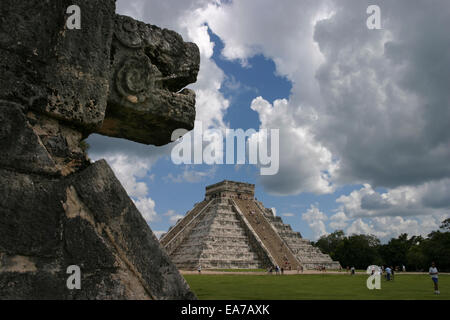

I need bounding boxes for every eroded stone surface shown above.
[0,161,195,299]
[97,15,200,146]
[0,0,115,130]
[0,0,199,300]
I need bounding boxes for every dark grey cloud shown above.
[420,179,450,209]
[361,193,390,210]
[314,0,450,188]
[203,0,450,196]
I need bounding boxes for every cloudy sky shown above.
[87,0,450,242]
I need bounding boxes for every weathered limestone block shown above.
[0,161,195,299]
[0,100,92,176]
[0,0,199,299]
[0,101,60,175]
[0,0,115,130]
[68,161,195,299]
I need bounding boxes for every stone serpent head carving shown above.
[0,4,199,148]
[0,1,199,299]
[96,15,200,146]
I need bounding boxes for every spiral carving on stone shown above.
[116,56,160,104]
[114,15,149,48]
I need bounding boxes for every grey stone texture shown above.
[0,0,199,299]
[98,14,199,145]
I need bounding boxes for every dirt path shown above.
[180,270,447,276]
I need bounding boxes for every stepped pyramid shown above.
[160,181,340,270]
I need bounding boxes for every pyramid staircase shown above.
[163,198,273,269]
[259,206,340,269]
[233,199,300,270]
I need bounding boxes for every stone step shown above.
[160,200,209,247]
[234,199,301,269]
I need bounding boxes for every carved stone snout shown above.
[96,15,200,146]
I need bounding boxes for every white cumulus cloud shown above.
[302,205,329,240]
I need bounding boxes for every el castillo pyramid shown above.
[160,180,340,270]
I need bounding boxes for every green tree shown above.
[312,218,450,271]
[334,234,382,269]
[440,218,450,231]
[314,230,345,260]
[406,242,427,271]
[422,230,450,272]
[379,233,413,268]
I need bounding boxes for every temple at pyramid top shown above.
[205,180,255,200]
[160,180,340,270]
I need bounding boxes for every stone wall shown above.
[0,0,199,299]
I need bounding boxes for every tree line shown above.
[312,218,450,271]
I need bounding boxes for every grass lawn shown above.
[183,273,450,300]
[207,269,267,273]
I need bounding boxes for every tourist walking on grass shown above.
[429,262,440,295]
[385,266,392,281]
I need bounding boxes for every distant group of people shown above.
[316,265,327,272]
[385,263,440,294]
[268,265,284,275]
[198,261,440,295]
[346,266,356,275]
[345,262,441,295]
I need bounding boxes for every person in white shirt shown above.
[385,267,392,281]
[429,262,439,294]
